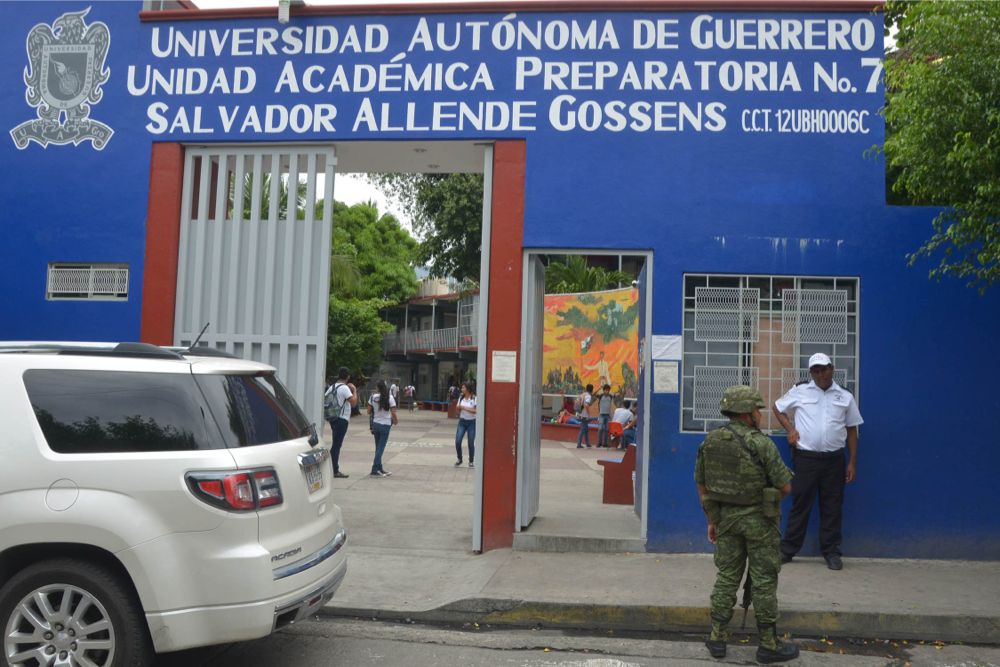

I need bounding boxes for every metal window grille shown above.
[782,288,848,344]
[694,287,760,342]
[682,274,859,433]
[47,263,129,300]
[694,366,759,423]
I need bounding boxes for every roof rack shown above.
[170,346,239,360]
[0,342,184,360]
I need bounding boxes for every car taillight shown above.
[254,470,282,508]
[186,469,283,512]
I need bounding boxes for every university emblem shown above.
[10,7,113,150]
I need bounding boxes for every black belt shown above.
[794,448,844,460]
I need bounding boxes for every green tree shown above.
[326,296,394,378]
[367,173,484,282]
[320,200,420,379]
[323,200,420,303]
[881,0,1000,291]
[544,255,632,293]
[239,173,305,220]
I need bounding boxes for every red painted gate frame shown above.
[140,140,527,552]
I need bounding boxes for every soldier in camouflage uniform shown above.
[694,385,799,663]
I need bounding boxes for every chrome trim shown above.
[272,561,347,631]
[298,447,329,468]
[272,528,346,581]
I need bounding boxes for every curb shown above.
[321,599,1000,644]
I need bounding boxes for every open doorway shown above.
[515,251,652,552]
[326,142,491,555]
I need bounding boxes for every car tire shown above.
[0,558,153,667]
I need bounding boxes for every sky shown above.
[334,174,413,233]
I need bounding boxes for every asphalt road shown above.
[156,617,1000,667]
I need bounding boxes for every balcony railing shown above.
[383,326,478,354]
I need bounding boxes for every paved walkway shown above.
[321,411,1000,643]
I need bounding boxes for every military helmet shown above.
[719,385,766,415]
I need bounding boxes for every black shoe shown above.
[780,552,793,564]
[455,460,463,466]
[756,641,800,663]
[825,554,843,570]
[705,639,727,658]
[334,471,349,479]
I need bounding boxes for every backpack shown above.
[324,383,346,420]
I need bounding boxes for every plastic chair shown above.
[608,421,624,447]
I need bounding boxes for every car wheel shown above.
[1,558,152,667]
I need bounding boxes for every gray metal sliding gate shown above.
[175,145,336,428]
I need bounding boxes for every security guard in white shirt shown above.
[772,353,863,570]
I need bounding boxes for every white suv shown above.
[0,342,347,665]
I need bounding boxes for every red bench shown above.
[539,420,598,443]
[597,444,636,505]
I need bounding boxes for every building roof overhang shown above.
[141,0,884,22]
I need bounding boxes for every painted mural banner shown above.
[543,287,639,399]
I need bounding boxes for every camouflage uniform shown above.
[694,386,795,661]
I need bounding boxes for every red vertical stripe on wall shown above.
[481,141,526,551]
[140,143,184,345]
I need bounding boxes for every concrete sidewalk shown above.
[320,411,1000,643]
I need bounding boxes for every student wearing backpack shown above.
[324,367,357,478]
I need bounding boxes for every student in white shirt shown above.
[454,382,477,468]
[367,380,398,478]
[575,384,594,449]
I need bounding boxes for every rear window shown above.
[24,370,218,453]
[195,372,310,447]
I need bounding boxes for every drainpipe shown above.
[404,302,408,355]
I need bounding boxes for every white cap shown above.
[808,352,833,368]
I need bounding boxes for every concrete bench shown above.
[597,444,636,505]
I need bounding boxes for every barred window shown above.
[682,274,859,433]
[47,263,129,301]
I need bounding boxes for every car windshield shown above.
[196,372,310,448]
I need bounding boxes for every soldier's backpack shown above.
[700,425,767,505]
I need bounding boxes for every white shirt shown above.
[369,394,396,425]
[325,383,353,421]
[611,407,632,426]
[775,381,863,453]
[389,383,399,399]
[458,396,477,420]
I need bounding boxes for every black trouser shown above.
[781,448,846,558]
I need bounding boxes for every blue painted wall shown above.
[3,3,997,557]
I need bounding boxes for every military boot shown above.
[755,624,799,663]
[705,620,728,658]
